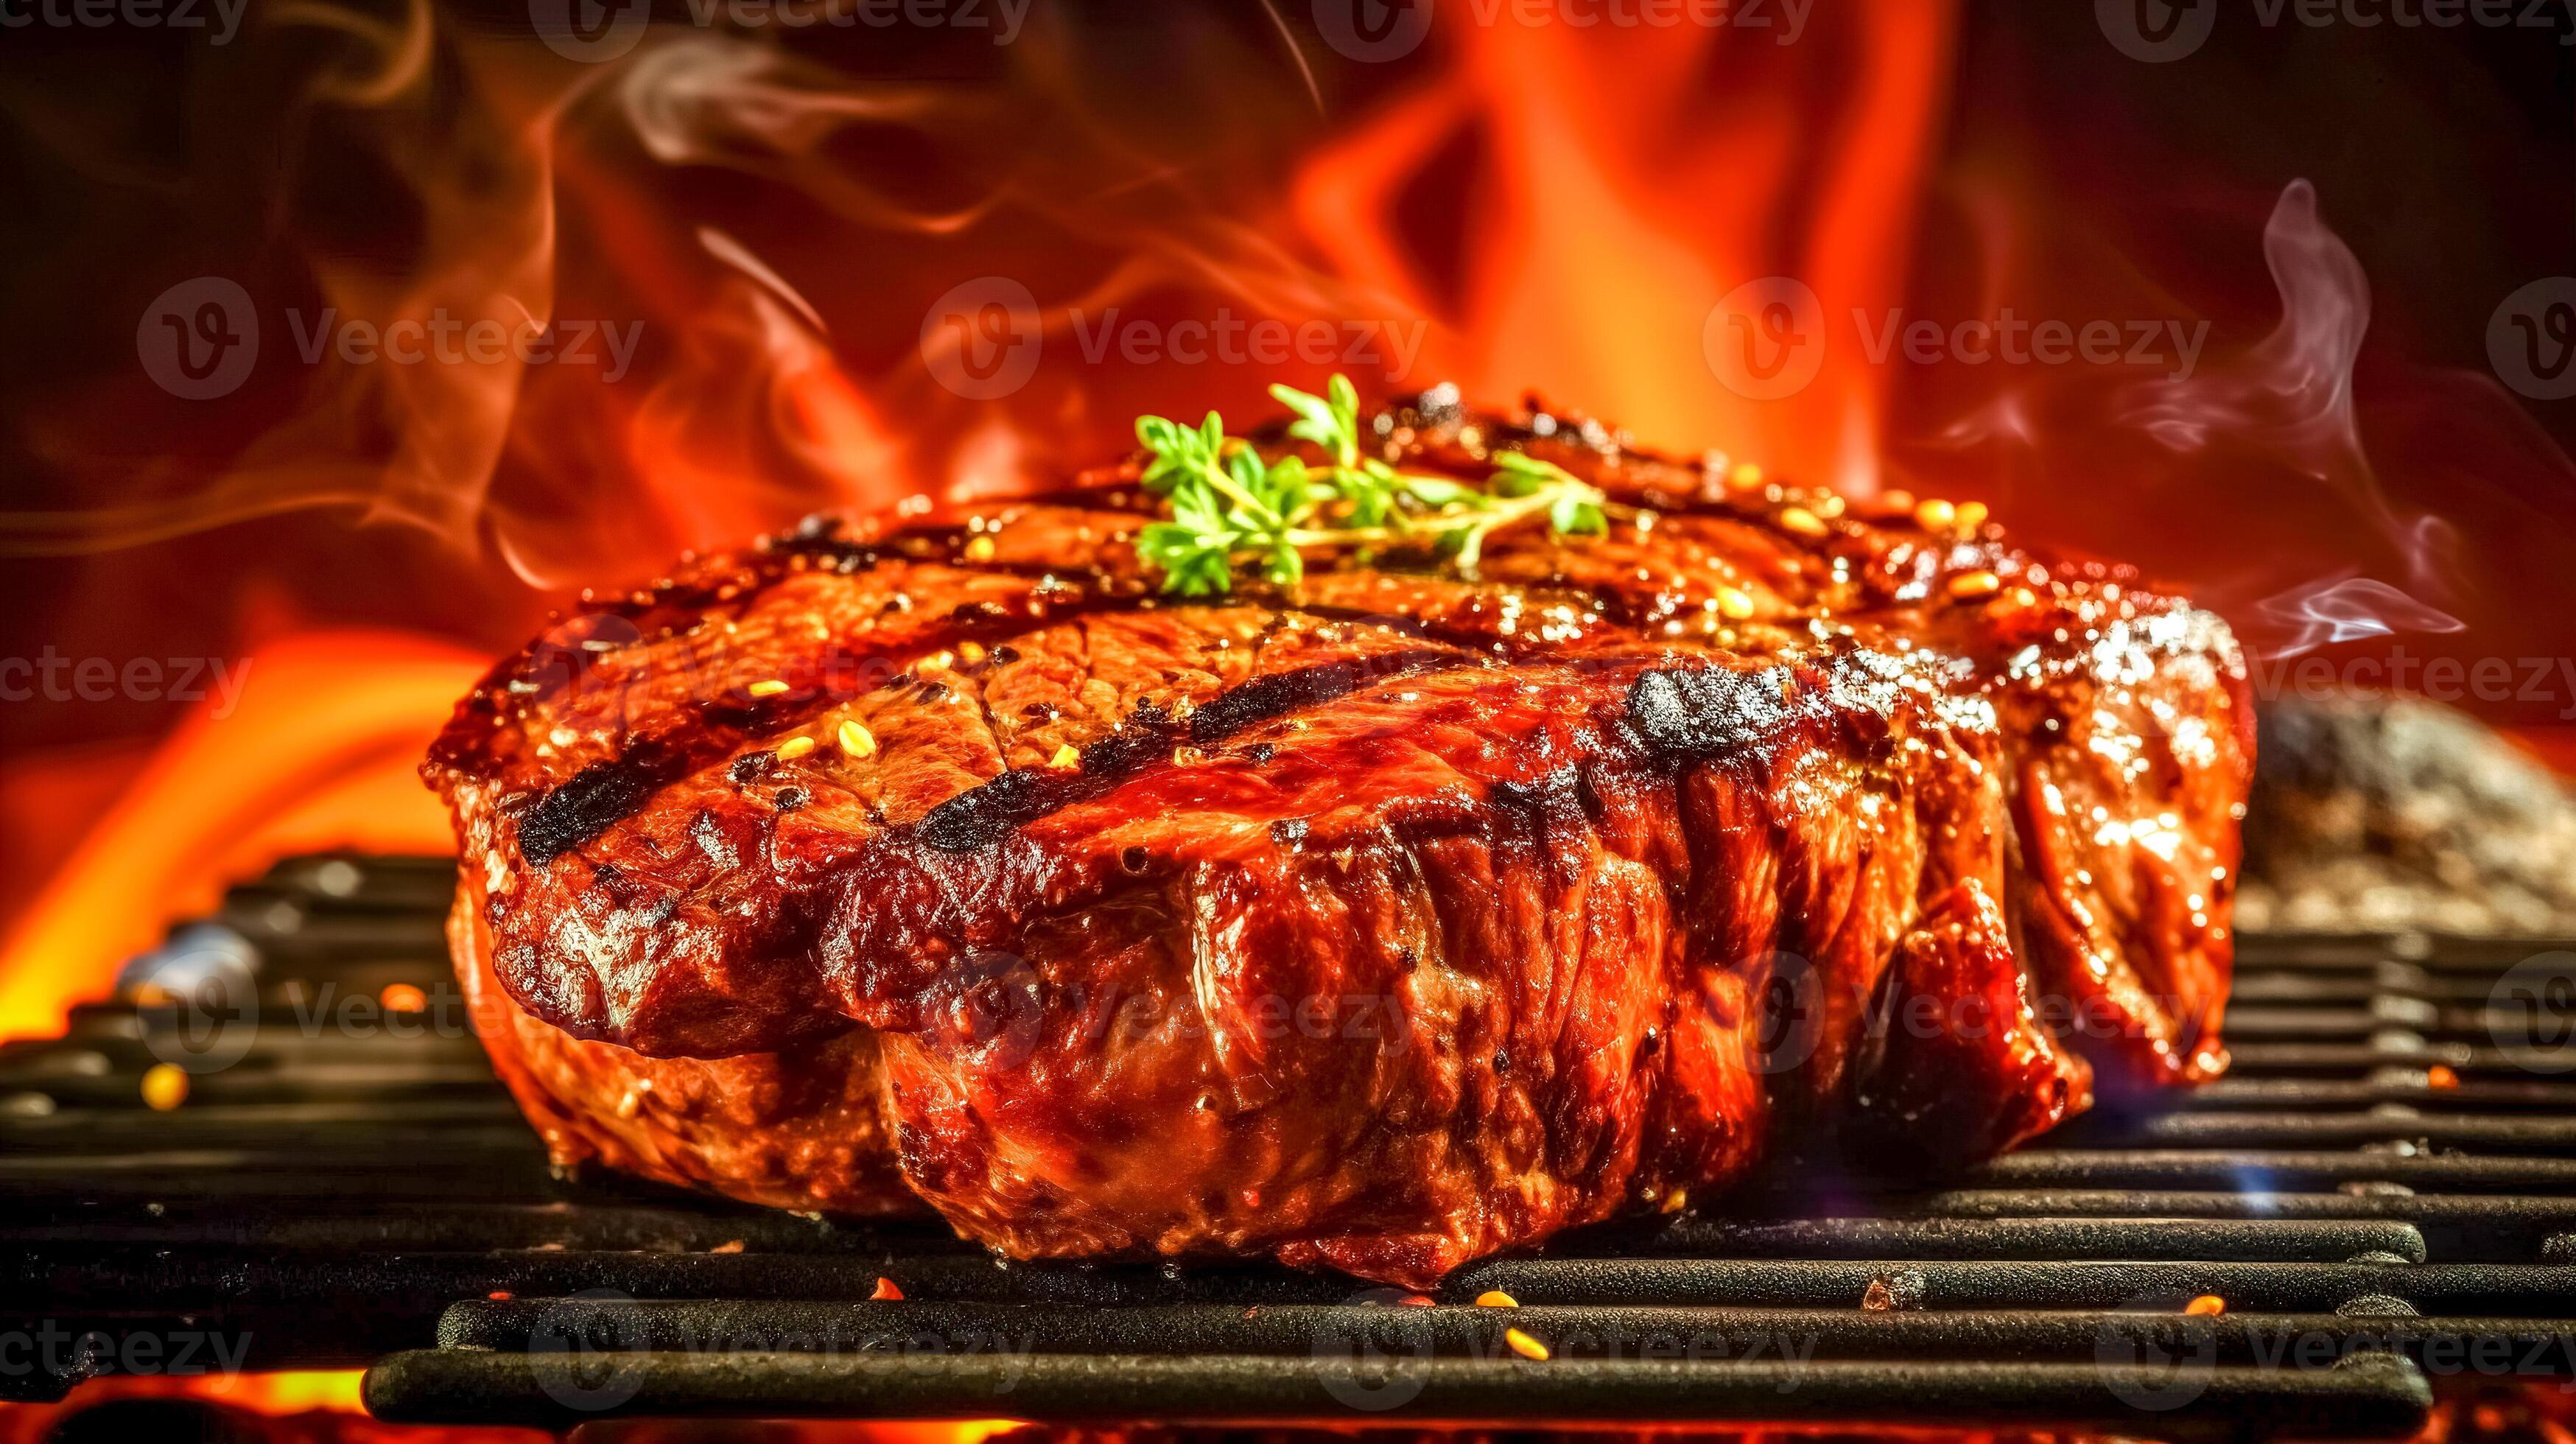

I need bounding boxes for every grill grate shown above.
[4,853,2574,1438]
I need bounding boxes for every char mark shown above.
[517,740,690,866]
[912,701,1184,854]
[1187,650,1464,746]
[912,651,1470,855]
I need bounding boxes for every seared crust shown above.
[452,871,917,1216]
[425,394,2249,1285]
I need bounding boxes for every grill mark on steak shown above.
[517,740,691,865]
[909,648,1476,854]
[498,562,1591,865]
[1184,649,1468,745]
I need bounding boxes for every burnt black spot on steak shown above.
[518,741,688,866]
[913,768,1061,852]
[1070,702,1178,778]
[1624,667,1791,759]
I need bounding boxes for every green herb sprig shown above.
[1131,374,1609,595]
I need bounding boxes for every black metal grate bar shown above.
[4,853,2573,1437]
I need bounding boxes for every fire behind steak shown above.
[424,393,2250,1286]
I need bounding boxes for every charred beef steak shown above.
[425,394,2250,1286]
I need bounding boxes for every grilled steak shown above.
[427,393,2250,1286]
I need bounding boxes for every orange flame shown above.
[1,7,1964,1027]
[0,632,482,1040]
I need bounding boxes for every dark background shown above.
[1,0,2572,908]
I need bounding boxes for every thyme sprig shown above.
[1132,374,1608,595]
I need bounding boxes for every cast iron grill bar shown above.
[358,1351,2436,1438]
[431,1296,2576,1378]
[4,853,2570,1436]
